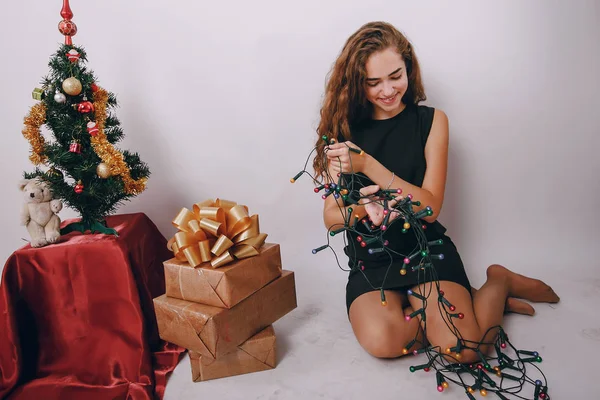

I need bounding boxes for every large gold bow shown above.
[167,199,267,268]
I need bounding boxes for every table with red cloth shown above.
[0,213,185,400]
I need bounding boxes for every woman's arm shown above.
[322,165,368,230]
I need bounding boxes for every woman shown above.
[312,21,560,366]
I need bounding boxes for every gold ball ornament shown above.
[62,77,82,96]
[96,162,111,179]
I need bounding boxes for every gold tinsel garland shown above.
[22,103,48,165]
[91,87,147,195]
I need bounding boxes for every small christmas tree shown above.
[22,0,149,236]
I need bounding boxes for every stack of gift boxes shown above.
[153,242,297,382]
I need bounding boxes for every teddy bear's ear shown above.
[18,179,30,191]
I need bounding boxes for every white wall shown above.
[1,0,598,288]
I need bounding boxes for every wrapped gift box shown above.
[189,325,276,382]
[154,270,296,359]
[163,243,282,308]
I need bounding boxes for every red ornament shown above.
[91,83,99,92]
[74,180,84,194]
[58,0,77,45]
[60,0,73,19]
[66,49,80,63]
[69,141,81,153]
[87,121,99,136]
[78,101,94,113]
[58,20,77,39]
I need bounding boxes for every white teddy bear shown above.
[19,177,63,247]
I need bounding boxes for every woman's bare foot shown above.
[471,287,535,316]
[487,265,560,303]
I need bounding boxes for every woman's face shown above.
[364,47,408,120]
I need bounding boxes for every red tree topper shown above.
[58,0,77,45]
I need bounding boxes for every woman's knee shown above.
[486,264,508,280]
[435,337,493,364]
[356,322,408,358]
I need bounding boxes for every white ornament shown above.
[54,90,67,104]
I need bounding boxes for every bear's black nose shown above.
[30,193,35,198]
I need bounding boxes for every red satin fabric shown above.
[0,213,185,399]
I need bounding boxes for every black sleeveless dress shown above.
[341,104,472,313]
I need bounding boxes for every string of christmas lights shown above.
[291,136,550,399]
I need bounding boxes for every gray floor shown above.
[163,265,600,399]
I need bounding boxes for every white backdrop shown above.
[1,0,599,290]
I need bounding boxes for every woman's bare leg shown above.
[406,264,559,363]
[349,290,425,358]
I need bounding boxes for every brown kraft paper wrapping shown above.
[163,243,282,308]
[189,325,276,382]
[154,270,296,359]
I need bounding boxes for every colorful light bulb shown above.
[407,289,426,301]
[312,245,328,254]
[427,239,444,247]
[290,171,303,183]
[330,227,345,236]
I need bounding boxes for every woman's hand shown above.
[358,185,401,227]
[326,141,367,175]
